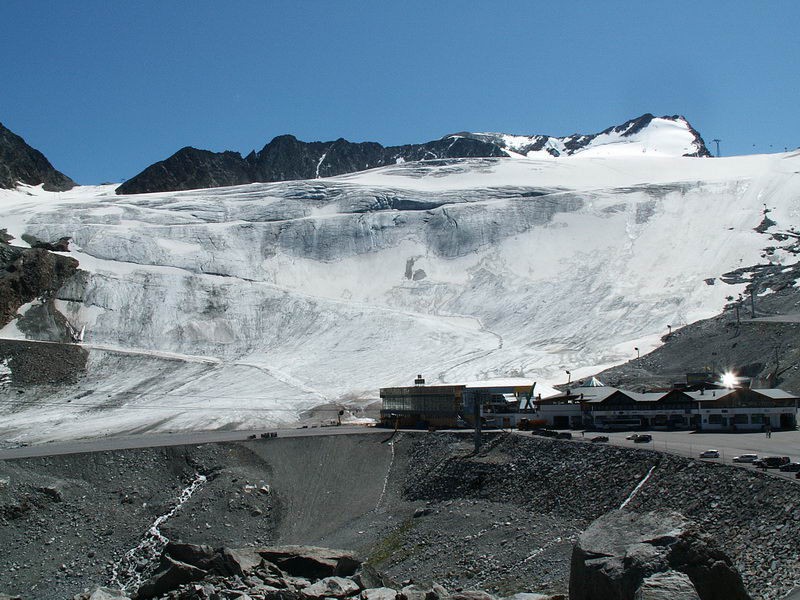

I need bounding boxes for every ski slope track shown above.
[2,149,800,442]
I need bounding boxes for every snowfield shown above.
[466,115,709,159]
[1,149,799,441]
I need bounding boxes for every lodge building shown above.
[379,375,799,431]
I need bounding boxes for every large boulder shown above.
[88,588,130,600]
[352,562,397,590]
[257,545,361,579]
[361,588,399,600]
[302,576,361,598]
[134,555,207,599]
[163,542,246,577]
[634,572,699,600]
[569,510,750,600]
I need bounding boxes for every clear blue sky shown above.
[2,1,799,184]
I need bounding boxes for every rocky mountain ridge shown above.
[0,123,75,191]
[115,113,710,195]
[114,135,505,195]
[458,113,711,159]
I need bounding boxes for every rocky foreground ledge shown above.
[63,508,769,600]
[70,542,562,600]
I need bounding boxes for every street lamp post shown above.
[635,347,640,360]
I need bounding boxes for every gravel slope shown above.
[1,432,798,600]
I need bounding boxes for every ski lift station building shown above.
[379,376,560,429]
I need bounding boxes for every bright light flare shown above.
[721,372,737,388]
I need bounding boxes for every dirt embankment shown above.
[0,432,798,600]
[0,339,87,387]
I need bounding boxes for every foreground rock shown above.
[569,510,750,600]
[81,543,562,600]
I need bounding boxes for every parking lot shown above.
[572,428,800,482]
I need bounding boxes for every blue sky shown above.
[2,1,799,184]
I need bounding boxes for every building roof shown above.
[568,386,620,403]
[461,378,561,398]
[752,388,799,400]
[685,388,737,401]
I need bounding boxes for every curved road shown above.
[0,425,386,460]
[3,425,800,486]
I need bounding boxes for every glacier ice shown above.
[2,152,799,441]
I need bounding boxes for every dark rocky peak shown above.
[0,122,75,191]
[116,146,250,195]
[116,114,709,195]
[247,134,344,181]
[600,112,658,137]
[118,134,504,195]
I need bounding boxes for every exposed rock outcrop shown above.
[0,244,79,328]
[20,233,71,252]
[113,147,252,195]
[116,113,710,195]
[569,510,750,600]
[0,122,75,191]
[116,134,504,195]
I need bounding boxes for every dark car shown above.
[778,462,800,472]
[634,434,652,443]
[754,456,791,469]
[591,435,609,443]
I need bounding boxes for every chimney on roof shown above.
[414,374,425,386]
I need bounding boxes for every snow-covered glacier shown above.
[2,150,800,441]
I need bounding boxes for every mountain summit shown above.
[0,122,75,191]
[116,113,710,195]
[456,113,711,159]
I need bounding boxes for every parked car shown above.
[591,435,609,443]
[796,471,800,479]
[700,449,720,458]
[625,433,641,440]
[733,454,759,463]
[633,434,652,443]
[778,462,800,472]
[754,456,791,469]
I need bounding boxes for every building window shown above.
[708,414,723,424]
[734,414,749,425]
[751,414,764,424]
